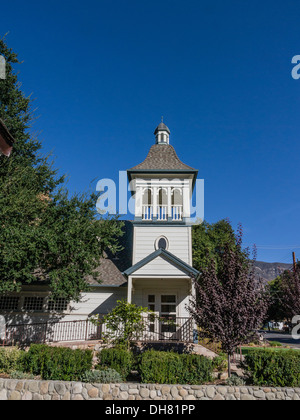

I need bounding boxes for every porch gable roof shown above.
[122,248,200,278]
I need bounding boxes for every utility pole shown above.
[293,252,296,272]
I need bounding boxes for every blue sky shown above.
[1,0,300,263]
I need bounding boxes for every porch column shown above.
[152,186,158,218]
[127,276,133,303]
[167,186,172,219]
[182,184,190,219]
[135,186,143,219]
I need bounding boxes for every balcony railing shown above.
[157,205,168,221]
[172,205,183,221]
[142,205,153,221]
[0,316,194,346]
[142,205,183,221]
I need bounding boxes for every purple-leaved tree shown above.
[188,225,269,376]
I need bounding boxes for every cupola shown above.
[154,118,170,144]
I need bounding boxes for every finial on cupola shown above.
[154,118,170,145]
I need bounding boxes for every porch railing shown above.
[197,336,244,363]
[137,316,194,343]
[0,320,103,346]
[0,316,194,346]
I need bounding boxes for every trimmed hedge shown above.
[97,347,135,380]
[0,347,23,374]
[22,344,93,381]
[138,350,213,385]
[243,349,300,387]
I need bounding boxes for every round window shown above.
[155,236,169,250]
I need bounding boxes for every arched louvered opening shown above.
[142,188,153,220]
[157,188,168,221]
[171,188,183,221]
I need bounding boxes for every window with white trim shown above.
[0,296,20,311]
[47,298,68,312]
[23,296,44,312]
[160,295,177,333]
[147,295,156,333]
[155,236,169,251]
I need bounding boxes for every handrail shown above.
[0,316,194,346]
[142,205,183,221]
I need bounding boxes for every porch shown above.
[0,316,196,347]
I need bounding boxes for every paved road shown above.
[261,331,300,349]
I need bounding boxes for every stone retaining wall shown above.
[0,379,300,400]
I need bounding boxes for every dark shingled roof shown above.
[128,144,196,171]
[154,122,170,135]
[86,221,133,287]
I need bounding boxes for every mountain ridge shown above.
[254,261,292,283]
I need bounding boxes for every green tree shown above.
[265,276,286,323]
[192,219,242,273]
[0,36,60,188]
[265,262,300,324]
[0,37,123,301]
[94,300,149,349]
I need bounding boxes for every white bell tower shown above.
[127,121,198,266]
[124,121,199,321]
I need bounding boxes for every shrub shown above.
[97,347,134,380]
[138,350,213,385]
[10,370,35,380]
[268,341,282,347]
[0,347,23,374]
[226,374,246,386]
[22,344,93,381]
[243,349,300,387]
[212,353,228,373]
[81,368,122,384]
[92,301,149,349]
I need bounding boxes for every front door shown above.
[146,293,177,340]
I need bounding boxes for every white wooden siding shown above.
[2,287,127,324]
[68,288,126,317]
[132,255,190,277]
[133,226,191,265]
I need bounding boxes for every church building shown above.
[0,121,200,343]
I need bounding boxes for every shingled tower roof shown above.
[128,143,196,171]
[128,120,197,172]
